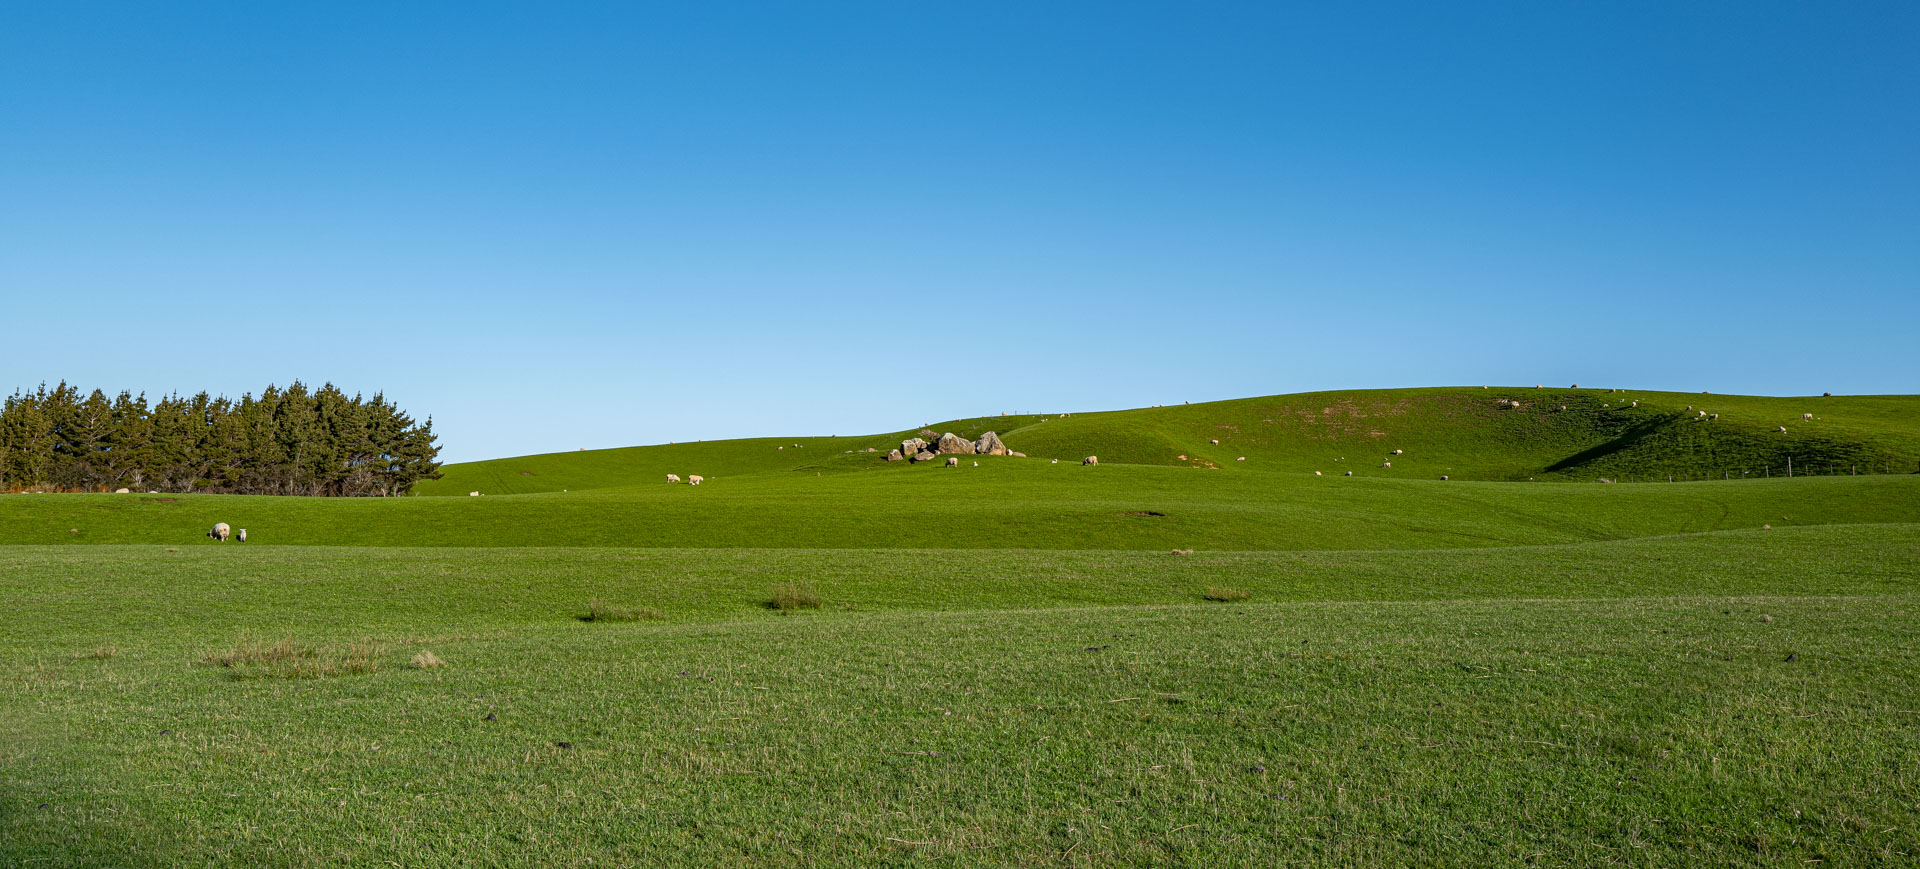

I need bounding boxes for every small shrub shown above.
[770,580,822,611]
[200,635,383,680]
[410,650,447,669]
[78,644,118,660]
[586,599,665,622]
[1204,586,1252,602]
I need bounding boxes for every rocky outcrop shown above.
[935,432,976,455]
[887,431,1021,462]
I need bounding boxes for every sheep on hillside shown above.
[208,523,230,542]
[687,475,704,485]
[946,457,959,467]
[237,528,247,543]
[1802,413,1814,420]
[1083,456,1099,466]
[666,474,681,483]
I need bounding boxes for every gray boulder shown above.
[901,437,928,456]
[885,449,904,462]
[973,431,1008,455]
[935,432,976,455]
[913,450,938,463]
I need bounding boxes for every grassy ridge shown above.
[419,388,1920,495]
[7,472,1920,549]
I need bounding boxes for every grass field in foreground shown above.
[3,527,1918,866]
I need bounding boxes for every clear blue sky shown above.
[4,3,1915,462]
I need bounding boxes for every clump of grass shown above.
[1203,586,1252,602]
[586,599,665,622]
[78,644,118,660]
[770,580,822,611]
[199,635,383,680]
[409,650,446,669]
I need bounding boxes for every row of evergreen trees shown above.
[0,381,442,496]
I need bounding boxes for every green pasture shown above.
[2,386,1917,865]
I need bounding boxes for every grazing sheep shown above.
[1558,405,1567,411]
[1314,471,1322,476]
[972,461,979,467]
[1823,392,1832,397]
[237,529,247,543]
[1440,475,1449,480]
[1631,401,1638,407]
[1209,439,1219,444]
[1382,461,1392,468]
[1698,410,1706,417]
[1802,413,1813,420]
[687,475,703,485]
[666,474,681,483]
[946,457,959,467]
[1709,413,1719,420]
[1776,427,1788,433]
[1236,456,1245,461]
[1344,471,1353,476]
[1391,449,1403,455]
[1572,383,1579,388]
[1051,459,1059,464]
[1083,456,1099,466]
[208,523,230,542]
[468,491,481,497]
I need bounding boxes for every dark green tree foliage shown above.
[0,381,441,495]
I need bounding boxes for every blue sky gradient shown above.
[4,3,1915,461]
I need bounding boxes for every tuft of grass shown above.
[199,635,383,680]
[1203,586,1252,602]
[409,650,446,669]
[770,580,822,611]
[585,599,665,622]
[77,644,117,660]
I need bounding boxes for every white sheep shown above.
[1314,471,1322,475]
[1801,413,1813,420]
[208,522,230,542]
[946,457,959,467]
[237,528,247,543]
[1236,457,1245,461]
[1391,449,1403,455]
[1083,456,1099,466]
[468,491,481,497]
[1050,459,1059,464]
[666,474,681,483]
[687,475,704,485]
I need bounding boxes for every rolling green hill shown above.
[418,387,1920,496]
[5,386,1919,865]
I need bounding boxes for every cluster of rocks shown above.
[886,431,1024,463]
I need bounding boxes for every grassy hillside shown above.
[419,388,1920,496]
[6,385,1917,865]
